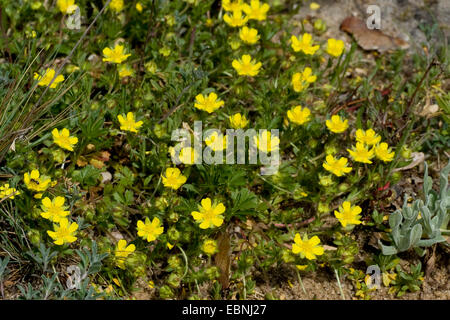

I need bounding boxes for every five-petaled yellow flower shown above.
[109,0,124,13]
[24,169,52,196]
[232,54,262,76]
[47,218,78,245]
[229,113,249,129]
[323,155,352,177]
[223,10,248,27]
[254,130,280,153]
[194,92,224,113]
[137,217,164,242]
[242,0,270,21]
[41,196,70,222]
[374,143,395,162]
[102,44,131,64]
[0,184,20,200]
[326,115,349,133]
[57,0,78,14]
[239,27,260,44]
[327,38,345,57]
[292,67,316,92]
[347,142,375,164]
[355,129,381,145]
[117,112,143,133]
[191,198,225,229]
[291,33,320,55]
[292,234,324,260]
[34,68,64,88]
[115,239,136,269]
[52,128,78,151]
[287,105,311,125]
[205,131,227,151]
[162,168,187,190]
[334,201,362,227]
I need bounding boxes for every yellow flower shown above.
[117,112,143,133]
[47,218,78,245]
[137,217,164,242]
[292,234,324,260]
[323,155,352,177]
[135,2,143,12]
[334,201,362,227]
[41,196,70,222]
[102,44,131,64]
[205,18,214,27]
[52,128,78,151]
[232,54,262,76]
[162,168,187,190]
[194,92,224,113]
[109,0,124,13]
[115,239,135,269]
[310,2,320,10]
[291,33,320,55]
[222,0,243,11]
[118,64,134,78]
[202,239,218,255]
[205,132,227,151]
[355,129,381,145]
[291,67,316,92]
[239,26,260,44]
[34,68,64,88]
[242,0,270,21]
[254,130,280,153]
[191,198,225,229]
[327,38,345,57]
[24,170,52,193]
[0,184,20,200]
[223,10,248,27]
[347,142,375,164]
[57,0,78,14]
[374,142,395,162]
[325,115,349,133]
[287,105,311,125]
[178,147,199,165]
[296,265,308,271]
[229,113,249,129]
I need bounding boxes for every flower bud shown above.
[167,227,180,242]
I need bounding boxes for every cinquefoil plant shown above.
[380,161,450,256]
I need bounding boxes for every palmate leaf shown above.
[231,188,259,218]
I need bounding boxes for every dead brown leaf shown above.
[340,16,409,52]
[215,231,231,289]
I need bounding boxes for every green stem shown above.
[334,269,346,300]
[178,245,189,280]
[295,269,307,296]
